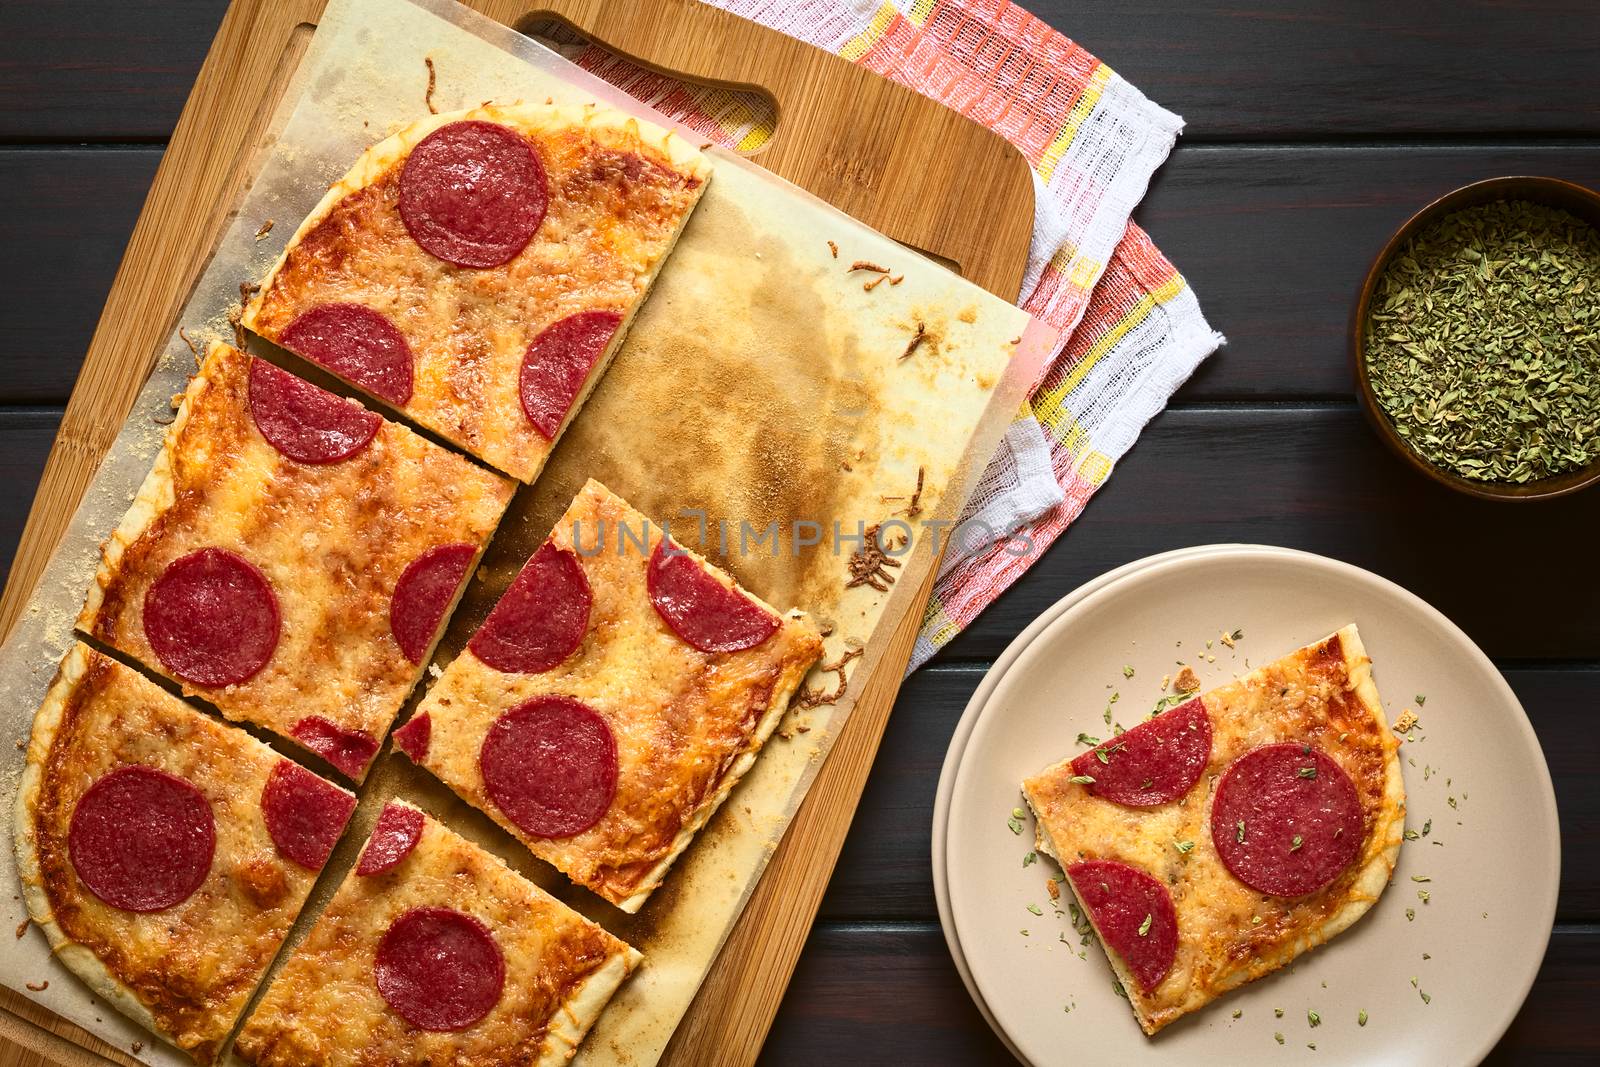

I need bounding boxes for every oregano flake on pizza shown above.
[1021,625,1406,1034]
[241,102,711,483]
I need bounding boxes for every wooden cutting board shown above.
[0,2,1034,1065]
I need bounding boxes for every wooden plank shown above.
[944,406,1600,662]
[763,922,1600,1064]
[6,3,1600,142]
[1147,145,1600,401]
[820,664,1600,923]
[1028,0,1600,140]
[0,151,161,404]
[0,2,226,142]
[0,412,63,582]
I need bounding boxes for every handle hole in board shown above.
[516,14,779,157]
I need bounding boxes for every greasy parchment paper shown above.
[0,0,1054,1063]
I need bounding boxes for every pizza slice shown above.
[13,644,356,1064]
[395,479,824,911]
[232,799,641,1066]
[242,102,710,483]
[79,342,514,780]
[1021,625,1405,1034]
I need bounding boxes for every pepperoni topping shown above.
[1211,743,1366,897]
[1067,859,1179,994]
[398,120,547,269]
[647,541,779,653]
[279,304,414,405]
[259,761,355,871]
[144,548,280,687]
[479,696,617,839]
[390,543,477,665]
[374,907,505,1031]
[518,311,622,439]
[356,802,425,877]
[467,543,590,673]
[290,716,379,780]
[68,766,214,913]
[1069,697,1211,807]
[392,713,431,763]
[247,357,380,464]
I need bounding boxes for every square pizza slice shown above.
[394,478,824,911]
[13,644,356,1064]
[232,799,640,1067]
[1021,625,1406,1034]
[79,341,514,780]
[241,102,710,483]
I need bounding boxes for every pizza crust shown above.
[536,943,645,1067]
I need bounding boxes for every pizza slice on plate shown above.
[242,102,710,483]
[1021,625,1405,1035]
[395,479,824,911]
[79,342,514,780]
[232,799,640,1067]
[13,644,356,1064]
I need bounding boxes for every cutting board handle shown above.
[521,0,1033,299]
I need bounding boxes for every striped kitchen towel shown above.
[541,0,1224,669]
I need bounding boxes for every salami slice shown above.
[279,304,414,406]
[68,765,214,913]
[1066,859,1179,994]
[1069,697,1211,807]
[390,543,477,664]
[259,760,355,871]
[356,802,425,877]
[479,696,617,839]
[647,541,779,653]
[398,120,547,269]
[1210,742,1365,897]
[467,543,590,673]
[247,357,380,464]
[518,311,621,439]
[374,907,505,1031]
[392,713,431,763]
[290,716,379,780]
[144,547,280,687]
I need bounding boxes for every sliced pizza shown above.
[1021,625,1405,1034]
[241,102,710,483]
[79,342,512,780]
[13,644,355,1064]
[395,479,824,911]
[232,799,640,1067]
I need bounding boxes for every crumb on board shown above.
[423,56,438,114]
[132,1041,143,1054]
[1046,878,1060,901]
[888,274,903,285]
[795,647,864,709]
[253,219,274,241]
[1393,709,1419,734]
[1175,665,1200,692]
[848,260,890,274]
[900,322,928,362]
[15,919,29,938]
[827,239,839,259]
[25,980,47,992]
[863,274,886,292]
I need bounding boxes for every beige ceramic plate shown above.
[944,547,1558,1065]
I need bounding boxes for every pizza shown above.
[232,799,641,1066]
[13,644,356,1064]
[394,479,824,911]
[241,102,710,483]
[79,341,513,780]
[1020,625,1405,1034]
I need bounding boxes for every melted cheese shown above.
[1023,627,1405,1034]
[233,808,639,1067]
[81,343,513,778]
[18,645,329,1063]
[410,480,823,911]
[243,103,710,483]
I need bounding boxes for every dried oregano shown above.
[1364,200,1600,482]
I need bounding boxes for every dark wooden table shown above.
[2,2,1596,1064]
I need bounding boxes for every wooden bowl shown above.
[1352,175,1600,501]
